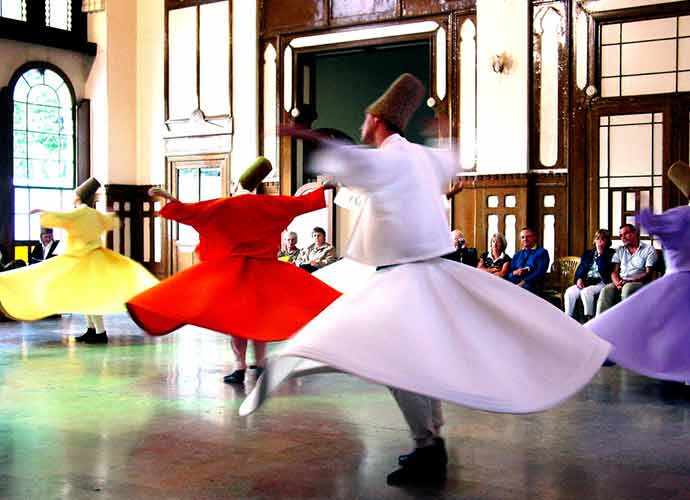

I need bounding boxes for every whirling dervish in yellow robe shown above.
[0,178,158,323]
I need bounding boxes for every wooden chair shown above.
[540,256,580,309]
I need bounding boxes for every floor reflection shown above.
[1,315,690,499]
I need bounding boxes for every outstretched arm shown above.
[148,187,179,206]
[149,187,219,226]
[36,209,80,229]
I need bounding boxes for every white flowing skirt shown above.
[241,258,610,416]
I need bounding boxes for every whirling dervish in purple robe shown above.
[587,161,690,381]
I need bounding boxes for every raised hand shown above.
[148,187,177,203]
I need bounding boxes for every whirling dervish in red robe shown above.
[126,157,341,341]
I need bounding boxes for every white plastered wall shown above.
[85,0,165,186]
[0,39,93,98]
[136,0,165,186]
[476,0,529,174]
[231,0,259,180]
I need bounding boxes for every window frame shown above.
[0,0,95,55]
[7,61,78,246]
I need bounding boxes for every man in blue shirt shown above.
[507,227,550,293]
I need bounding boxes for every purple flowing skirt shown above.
[586,271,690,382]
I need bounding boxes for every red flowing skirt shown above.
[126,257,341,341]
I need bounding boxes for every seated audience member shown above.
[0,244,26,272]
[507,227,550,293]
[564,229,614,321]
[277,231,300,263]
[444,229,479,267]
[29,227,60,265]
[295,226,337,273]
[596,223,656,316]
[477,232,512,278]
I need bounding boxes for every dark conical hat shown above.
[668,161,690,198]
[75,177,101,202]
[239,157,272,192]
[366,73,425,133]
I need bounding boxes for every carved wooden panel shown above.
[330,0,398,26]
[261,0,327,35]
[260,0,476,35]
[452,175,529,255]
[529,173,568,264]
[105,184,162,276]
[166,0,226,8]
[531,1,569,170]
[401,0,474,17]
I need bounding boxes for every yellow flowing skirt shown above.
[0,248,158,320]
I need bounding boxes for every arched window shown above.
[12,65,75,241]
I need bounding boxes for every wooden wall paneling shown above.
[277,35,294,195]
[166,0,225,8]
[528,173,568,259]
[104,185,159,273]
[453,175,529,254]
[401,0,475,17]
[451,184,477,248]
[568,0,591,257]
[531,1,570,171]
[261,0,328,36]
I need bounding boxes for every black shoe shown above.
[254,366,265,378]
[223,369,246,384]
[398,437,447,467]
[386,462,447,487]
[84,331,108,344]
[75,327,96,342]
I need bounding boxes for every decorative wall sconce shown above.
[490,52,512,74]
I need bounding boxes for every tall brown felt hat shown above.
[239,156,272,192]
[75,177,101,203]
[668,160,690,198]
[366,73,425,133]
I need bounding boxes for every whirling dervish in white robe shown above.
[240,133,611,417]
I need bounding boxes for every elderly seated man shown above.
[596,223,657,316]
[277,231,300,263]
[507,227,550,293]
[444,229,478,267]
[295,226,337,273]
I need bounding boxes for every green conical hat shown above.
[239,157,272,192]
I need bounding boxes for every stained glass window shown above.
[13,67,75,240]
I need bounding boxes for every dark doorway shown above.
[311,41,433,145]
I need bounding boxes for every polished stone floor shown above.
[1,315,690,499]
